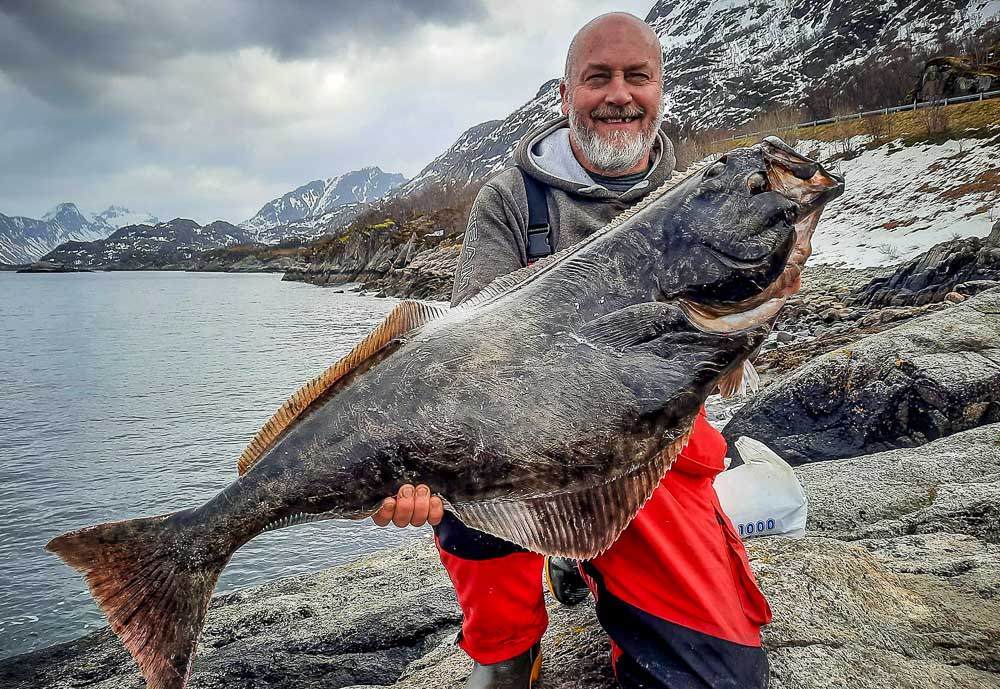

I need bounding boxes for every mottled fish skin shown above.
[221,141,842,526]
[45,138,844,689]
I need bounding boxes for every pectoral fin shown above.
[576,302,687,350]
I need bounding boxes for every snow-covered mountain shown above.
[646,0,994,129]
[395,81,560,197]
[401,0,999,196]
[254,203,368,244]
[94,205,159,230]
[0,203,158,264]
[242,166,406,240]
[42,218,253,269]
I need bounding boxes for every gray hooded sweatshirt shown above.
[451,115,676,306]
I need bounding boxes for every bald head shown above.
[564,13,662,84]
[559,12,665,176]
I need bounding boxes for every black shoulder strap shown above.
[519,168,552,263]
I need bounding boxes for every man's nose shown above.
[604,75,632,106]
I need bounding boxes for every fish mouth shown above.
[678,137,844,334]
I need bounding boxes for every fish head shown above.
[651,136,844,333]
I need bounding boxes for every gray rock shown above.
[793,423,1000,537]
[820,307,851,323]
[958,280,1000,297]
[753,537,998,688]
[724,288,1000,463]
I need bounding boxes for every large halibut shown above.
[46,137,843,689]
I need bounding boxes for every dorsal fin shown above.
[236,299,449,475]
[459,163,708,311]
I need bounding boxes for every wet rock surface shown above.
[5,425,998,688]
[725,287,1000,463]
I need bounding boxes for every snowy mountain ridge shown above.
[94,205,160,230]
[242,166,406,241]
[0,203,158,265]
[399,0,1000,196]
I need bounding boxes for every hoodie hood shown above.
[514,115,676,203]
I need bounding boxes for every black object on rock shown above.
[853,220,1000,307]
[544,556,591,607]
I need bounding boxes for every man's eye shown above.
[627,73,650,82]
[586,74,610,83]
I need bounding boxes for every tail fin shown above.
[45,512,228,689]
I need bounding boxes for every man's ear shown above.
[559,80,569,116]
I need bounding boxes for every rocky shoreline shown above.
[4,419,997,688]
[281,234,461,302]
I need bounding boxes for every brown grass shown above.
[937,168,1000,200]
[709,98,1000,153]
[965,205,992,217]
[882,217,919,230]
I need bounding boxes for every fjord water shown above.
[0,271,418,660]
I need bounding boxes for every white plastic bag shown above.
[714,436,808,539]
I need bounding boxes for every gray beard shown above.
[568,101,665,175]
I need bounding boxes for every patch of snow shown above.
[804,134,1000,267]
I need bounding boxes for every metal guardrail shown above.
[724,88,1000,141]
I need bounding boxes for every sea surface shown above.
[0,271,422,660]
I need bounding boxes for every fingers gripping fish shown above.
[45,138,843,689]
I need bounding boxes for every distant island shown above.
[15,261,93,274]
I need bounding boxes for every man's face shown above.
[560,18,664,175]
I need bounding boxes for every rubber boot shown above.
[544,556,590,606]
[465,641,542,689]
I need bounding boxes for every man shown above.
[372,13,772,689]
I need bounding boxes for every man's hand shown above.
[371,484,444,527]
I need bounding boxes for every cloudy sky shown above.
[0,0,654,224]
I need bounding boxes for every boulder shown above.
[792,422,1000,539]
[915,56,1000,101]
[724,288,1000,463]
[853,220,1000,308]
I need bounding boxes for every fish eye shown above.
[704,161,726,179]
[747,172,768,194]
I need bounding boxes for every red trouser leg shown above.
[434,513,548,665]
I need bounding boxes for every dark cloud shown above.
[0,0,485,106]
[0,0,650,223]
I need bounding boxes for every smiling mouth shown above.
[597,117,640,124]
